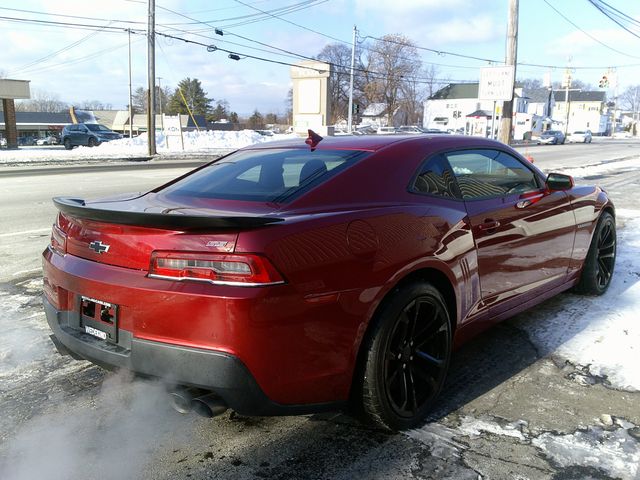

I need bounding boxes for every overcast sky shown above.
[2,0,640,116]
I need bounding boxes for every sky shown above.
[2,0,640,116]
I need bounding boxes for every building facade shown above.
[552,91,608,134]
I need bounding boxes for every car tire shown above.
[574,212,616,295]
[358,281,451,431]
[88,137,97,147]
[63,138,73,150]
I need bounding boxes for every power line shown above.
[542,0,640,59]
[587,0,640,41]
[232,0,349,44]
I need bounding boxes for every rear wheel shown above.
[358,282,451,431]
[63,138,73,150]
[88,137,97,147]
[574,212,616,295]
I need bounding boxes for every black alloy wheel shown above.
[594,216,616,290]
[88,137,97,147]
[359,282,451,430]
[574,212,616,295]
[63,138,73,150]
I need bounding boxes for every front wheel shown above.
[358,282,451,431]
[574,212,616,295]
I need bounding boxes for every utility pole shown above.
[127,29,133,139]
[347,25,357,133]
[157,76,163,113]
[499,0,518,145]
[562,64,572,137]
[147,0,157,156]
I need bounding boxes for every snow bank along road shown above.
[0,144,639,479]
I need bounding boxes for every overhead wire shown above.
[545,0,640,59]
[587,0,640,41]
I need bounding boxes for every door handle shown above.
[478,220,501,232]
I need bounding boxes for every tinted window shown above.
[445,149,539,199]
[159,149,367,203]
[412,154,460,198]
[86,124,111,132]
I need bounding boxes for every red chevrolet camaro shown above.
[43,133,616,430]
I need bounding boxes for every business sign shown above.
[478,66,515,101]
[163,114,184,150]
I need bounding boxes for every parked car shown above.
[567,130,592,143]
[36,135,59,146]
[538,130,565,145]
[353,125,377,135]
[18,136,36,146]
[44,133,615,430]
[423,128,449,134]
[397,126,425,134]
[254,129,275,137]
[61,123,122,149]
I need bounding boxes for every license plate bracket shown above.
[80,296,118,343]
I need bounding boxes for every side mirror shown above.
[546,173,574,191]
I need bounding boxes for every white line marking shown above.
[0,228,50,238]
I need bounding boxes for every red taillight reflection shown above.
[43,277,69,310]
[50,224,67,256]
[149,251,285,286]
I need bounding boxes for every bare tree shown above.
[79,100,113,110]
[15,89,68,112]
[316,43,358,124]
[131,87,148,114]
[362,35,422,126]
[423,64,447,100]
[619,85,640,116]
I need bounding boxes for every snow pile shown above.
[532,420,639,479]
[0,130,297,164]
[100,129,294,152]
[514,209,640,391]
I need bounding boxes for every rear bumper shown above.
[44,297,341,416]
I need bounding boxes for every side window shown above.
[445,149,539,200]
[411,154,460,198]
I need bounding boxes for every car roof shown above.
[242,133,510,153]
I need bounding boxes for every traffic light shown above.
[352,103,360,114]
[599,75,609,88]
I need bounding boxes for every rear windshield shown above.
[158,148,368,203]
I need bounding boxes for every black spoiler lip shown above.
[52,197,284,231]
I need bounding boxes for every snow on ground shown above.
[532,419,639,480]
[553,156,640,178]
[514,208,640,391]
[0,130,296,164]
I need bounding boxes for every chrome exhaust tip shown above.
[191,392,228,418]
[169,387,207,414]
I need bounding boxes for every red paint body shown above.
[42,135,613,412]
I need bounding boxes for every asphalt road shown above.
[0,139,639,479]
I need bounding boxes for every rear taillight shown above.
[149,251,285,286]
[50,224,67,256]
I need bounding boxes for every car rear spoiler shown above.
[53,197,284,231]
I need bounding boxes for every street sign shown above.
[478,66,515,101]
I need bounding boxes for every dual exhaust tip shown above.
[169,387,228,418]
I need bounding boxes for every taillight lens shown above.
[50,224,67,256]
[149,251,285,286]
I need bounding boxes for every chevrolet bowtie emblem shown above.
[89,240,110,254]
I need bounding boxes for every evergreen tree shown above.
[167,78,212,116]
[247,110,264,129]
